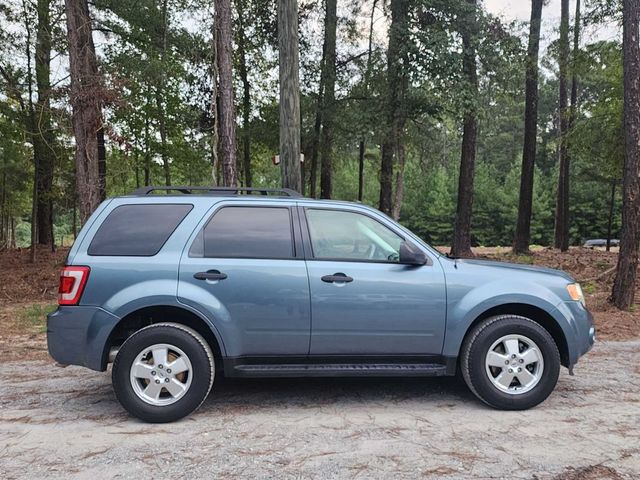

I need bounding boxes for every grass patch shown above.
[582,282,597,295]
[18,303,56,333]
[511,254,534,265]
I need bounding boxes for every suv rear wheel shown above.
[112,323,215,422]
[461,315,560,410]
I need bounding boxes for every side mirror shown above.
[399,241,427,266]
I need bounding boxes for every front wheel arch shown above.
[463,303,569,368]
[460,314,561,409]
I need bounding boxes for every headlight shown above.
[567,283,585,306]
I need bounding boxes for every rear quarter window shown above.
[88,204,193,256]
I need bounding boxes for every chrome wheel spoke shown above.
[168,357,189,375]
[520,348,540,366]
[504,339,520,357]
[496,370,515,388]
[143,380,163,400]
[131,361,154,379]
[516,367,536,386]
[165,378,187,397]
[486,351,509,368]
[152,347,168,367]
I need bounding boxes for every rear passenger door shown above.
[177,203,311,357]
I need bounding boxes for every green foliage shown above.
[0,0,626,250]
[14,222,32,248]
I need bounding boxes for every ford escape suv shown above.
[47,186,595,423]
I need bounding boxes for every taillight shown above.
[58,266,90,305]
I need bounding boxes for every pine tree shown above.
[65,0,102,224]
[611,0,640,309]
[513,0,544,254]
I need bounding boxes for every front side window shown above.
[190,206,294,259]
[305,209,403,262]
[88,204,193,256]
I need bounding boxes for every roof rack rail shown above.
[129,186,303,197]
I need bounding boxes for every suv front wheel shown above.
[112,323,215,422]
[461,315,560,410]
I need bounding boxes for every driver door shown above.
[301,206,447,356]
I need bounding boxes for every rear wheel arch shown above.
[112,322,215,422]
[463,303,570,368]
[103,305,224,370]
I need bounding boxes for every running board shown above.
[231,363,449,378]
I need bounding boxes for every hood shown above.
[455,258,575,282]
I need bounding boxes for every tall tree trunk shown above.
[209,23,220,185]
[236,1,252,187]
[35,0,54,246]
[392,144,405,220]
[606,180,616,252]
[309,35,327,198]
[379,0,409,215]
[451,0,479,258]
[97,126,106,199]
[513,0,543,254]
[565,0,581,243]
[21,0,38,260]
[10,217,16,248]
[65,0,102,224]
[278,0,301,191]
[309,90,323,197]
[156,0,170,186]
[611,0,640,309]
[319,0,337,199]
[358,140,365,201]
[72,192,77,238]
[155,89,170,186]
[554,0,571,251]
[134,152,140,188]
[216,0,238,187]
[570,0,581,117]
[379,146,394,215]
[0,165,5,247]
[144,99,151,186]
[358,0,378,203]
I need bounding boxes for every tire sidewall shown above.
[112,326,213,423]
[465,317,560,410]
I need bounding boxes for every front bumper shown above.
[553,301,596,368]
[47,306,120,371]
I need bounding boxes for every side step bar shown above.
[231,363,449,378]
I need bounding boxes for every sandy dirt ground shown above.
[1,340,638,480]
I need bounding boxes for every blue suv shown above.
[47,186,595,422]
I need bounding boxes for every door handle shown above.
[194,270,228,281]
[321,273,353,283]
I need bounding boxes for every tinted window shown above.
[306,209,403,262]
[88,204,192,256]
[192,207,294,259]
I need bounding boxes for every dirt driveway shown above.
[1,340,639,480]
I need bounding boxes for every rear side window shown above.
[190,206,293,259]
[88,204,193,256]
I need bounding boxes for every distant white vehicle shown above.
[583,239,619,248]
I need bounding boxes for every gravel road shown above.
[1,340,639,479]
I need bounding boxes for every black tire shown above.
[460,315,560,410]
[112,323,215,423]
